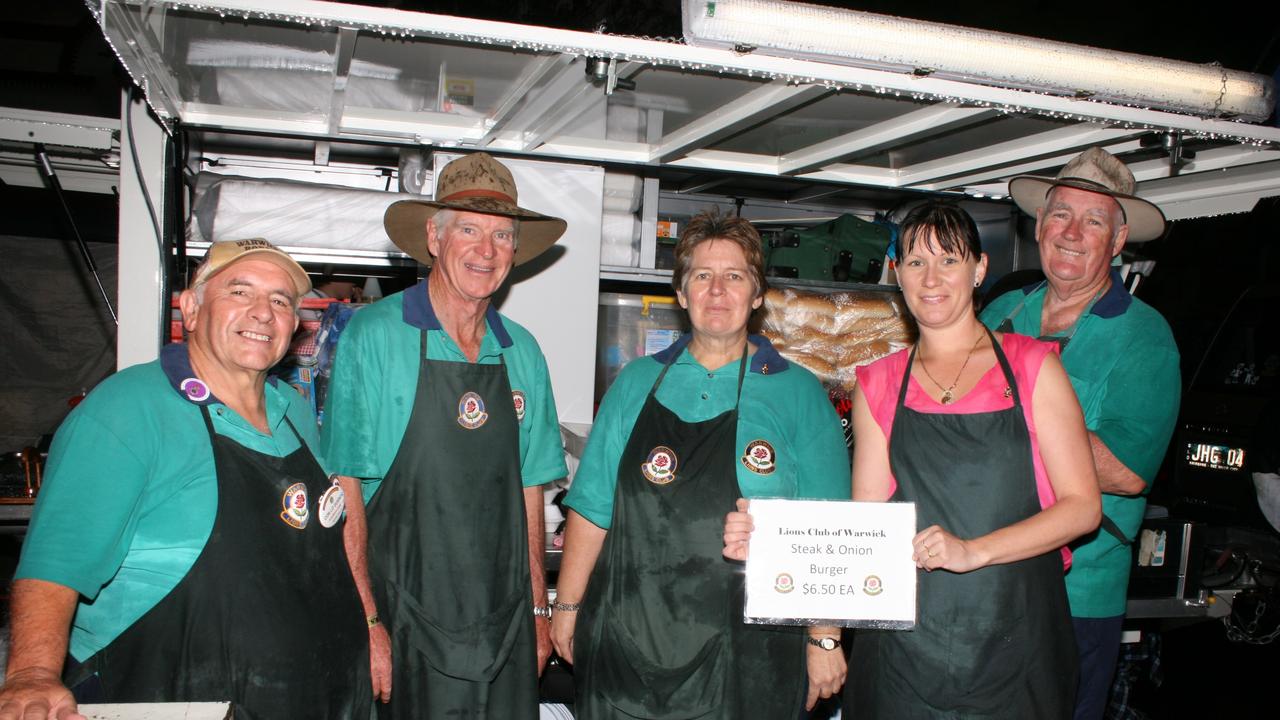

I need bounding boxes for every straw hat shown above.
[384,152,567,266]
[1009,147,1167,242]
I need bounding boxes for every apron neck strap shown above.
[987,326,1022,408]
[899,326,1022,408]
[198,401,306,443]
[650,341,750,405]
[419,328,506,366]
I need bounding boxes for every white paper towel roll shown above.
[600,210,640,267]
[603,172,642,214]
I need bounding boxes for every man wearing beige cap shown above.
[982,147,1180,720]
[322,153,568,719]
[0,239,378,719]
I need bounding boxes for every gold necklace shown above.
[918,331,985,405]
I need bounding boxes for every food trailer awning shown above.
[83,0,1280,220]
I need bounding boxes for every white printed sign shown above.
[744,499,917,629]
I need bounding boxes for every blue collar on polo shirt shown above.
[652,333,790,375]
[160,342,280,406]
[401,277,514,349]
[1020,267,1131,320]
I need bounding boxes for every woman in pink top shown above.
[853,201,1102,718]
[726,201,1100,719]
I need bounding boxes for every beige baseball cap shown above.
[192,239,311,296]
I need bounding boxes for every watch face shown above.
[820,638,837,650]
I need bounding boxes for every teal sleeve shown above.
[564,359,653,530]
[520,347,569,487]
[16,409,150,600]
[979,292,1020,330]
[791,373,851,500]
[1094,329,1181,484]
[320,311,383,481]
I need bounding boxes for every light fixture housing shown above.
[682,0,1275,122]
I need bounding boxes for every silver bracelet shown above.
[532,605,552,619]
[552,600,582,613]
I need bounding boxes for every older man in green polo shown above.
[981,147,1180,720]
[322,153,568,719]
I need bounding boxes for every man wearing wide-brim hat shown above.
[981,147,1180,720]
[321,152,568,719]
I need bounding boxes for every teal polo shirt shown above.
[16,343,323,660]
[320,278,568,502]
[981,269,1180,617]
[565,334,851,530]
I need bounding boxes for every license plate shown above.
[1185,443,1246,472]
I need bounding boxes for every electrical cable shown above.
[125,84,173,350]
[126,85,166,259]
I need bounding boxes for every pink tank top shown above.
[856,333,1070,566]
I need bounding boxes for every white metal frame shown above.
[64,0,1280,364]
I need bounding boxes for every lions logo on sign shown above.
[280,482,309,530]
[457,391,488,429]
[512,390,526,423]
[641,446,678,485]
[741,439,776,475]
[774,573,795,594]
[863,575,884,596]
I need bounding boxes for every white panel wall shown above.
[434,153,604,426]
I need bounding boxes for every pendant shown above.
[940,390,954,405]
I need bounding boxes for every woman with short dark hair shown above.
[553,209,850,718]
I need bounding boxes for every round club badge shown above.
[863,575,884,596]
[179,377,210,403]
[280,482,309,530]
[774,573,795,594]
[641,446,678,485]
[457,391,488,430]
[317,477,346,529]
[512,390,526,423]
[741,439,777,475]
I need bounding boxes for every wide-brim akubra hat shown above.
[1009,147,1167,243]
[384,152,567,266]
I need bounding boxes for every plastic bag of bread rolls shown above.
[759,286,914,396]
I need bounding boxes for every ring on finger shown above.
[927,548,936,557]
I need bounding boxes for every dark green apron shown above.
[368,331,536,720]
[575,348,807,719]
[847,329,1076,719]
[69,409,369,720]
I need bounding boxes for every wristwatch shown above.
[807,636,841,651]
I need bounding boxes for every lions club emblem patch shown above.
[512,390,526,423]
[741,439,776,475]
[457,391,488,429]
[280,482,309,530]
[863,575,884,596]
[641,446,678,485]
[775,573,795,593]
